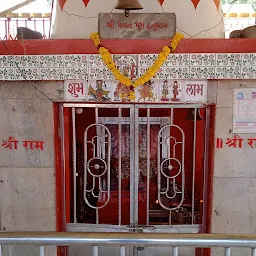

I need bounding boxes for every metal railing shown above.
[224,16,256,38]
[0,18,51,40]
[1,232,256,256]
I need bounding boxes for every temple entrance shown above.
[59,103,211,256]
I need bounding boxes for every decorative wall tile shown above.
[88,79,113,101]
[40,68,64,80]
[89,67,113,80]
[190,53,215,66]
[216,53,242,66]
[135,80,158,103]
[242,53,256,66]
[165,54,190,67]
[215,67,241,79]
[164,67,190,79]
[0,56,14,67]
[241,66,256,79]
[13,55,39,67]
[139,67,164,79]
[159,79,183,103]
[0,68,15,80]
[39,55,64,67]
[154,67,165,79]
[88,54,104,67]
[64,54,88,67]
[15,68,40,80]
[64,67,88,80]
[64,80,87,101]
[190,67,215,79]
[113,55,138,79]
[0,53,256,82]
[139,54,157,67]
[183,80,207,103]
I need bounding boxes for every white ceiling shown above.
[0,0,51,13]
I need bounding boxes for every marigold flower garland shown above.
[90,32,184,100]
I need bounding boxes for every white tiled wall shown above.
[0,53,256,80]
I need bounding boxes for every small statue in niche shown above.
[161,80,169,101]
[16,27,43,39]
[171,80,180,102]
[230,25,256,38]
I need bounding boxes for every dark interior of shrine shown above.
[64,106,206,226]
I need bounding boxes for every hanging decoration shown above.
[59,0,91,10]
[59,0,67,10]
[59,0,220,11]
[190,0,220,9]
[213,0,220,10]
[82,0,90,7]
[90,32,184,100]
[190,0,201,9]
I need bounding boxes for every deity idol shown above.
[89,80,111,101]
[171,80,180,102]
[161,80,169,101]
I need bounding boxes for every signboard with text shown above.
[99,13,176,39]
[64,80,87,101]
[63,79,208,103]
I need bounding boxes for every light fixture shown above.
[76,108,83,114]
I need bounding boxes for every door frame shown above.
[53,103,216,256]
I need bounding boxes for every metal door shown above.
[132,104,210,256]
[60,103,210,256]
[62,104,136,256]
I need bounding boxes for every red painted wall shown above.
[1,39,256,55]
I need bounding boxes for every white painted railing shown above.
[1,232,256,256]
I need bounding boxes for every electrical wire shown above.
[57,0,97,20]
[57,0,239,38]
[188,0,239,38]
[0,0,118,104]
[174,0,239,38]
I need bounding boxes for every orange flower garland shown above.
[90,32,184,100]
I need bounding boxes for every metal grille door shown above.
[61,103,210,256]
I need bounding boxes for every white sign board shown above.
[233,88,256,133]
[183,80,207,103]
[63,79,208,103]
[64,80,87,101]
